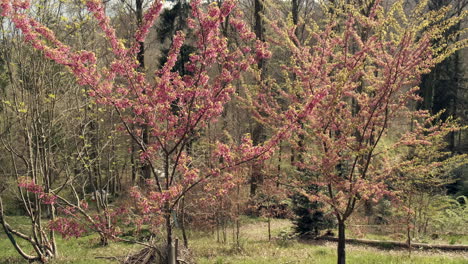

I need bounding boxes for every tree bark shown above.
[337,221,346,264]
[136,0,151,181]
[250,0,266,197]
[166,211,174,263]
[292,0,300,39]
[181,196,188,248]
[254,0,265,69]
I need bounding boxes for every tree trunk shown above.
[292,0,299,25]
[254,0,265,69]
[135,0,151,181]
[236,185,241,247]
[406,194,412,255]
[216,216,220,243]
[250,0,266,197]
[131,138,137,184]
[267,216,271,241]
[181,196,188,248]
[166,212,174,264]
[100,234,109,246]
[337,221,346,264]
[292,0,300,39]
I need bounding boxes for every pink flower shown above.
[39,193,57,205]
[49,217,86,239]
[80,200,89,210]
[18,177,43,194]
[255,40,272,60]
[220,0,235,17]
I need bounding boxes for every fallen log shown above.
[317,236,468,251]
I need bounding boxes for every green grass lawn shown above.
[1,216,467,264]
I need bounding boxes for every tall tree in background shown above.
[250,0,267,197]
[136,0,152,181]
[417,0,468,202]
[419,0,467,152]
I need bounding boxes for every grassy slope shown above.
[0,217,467,264]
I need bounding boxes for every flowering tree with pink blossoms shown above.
[245,1,466,264]
[0,0,327,262]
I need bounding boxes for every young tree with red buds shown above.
[246,1,466,264]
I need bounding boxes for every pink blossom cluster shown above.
[39,193,57,205]
[128,186,166,227]
[133,0,163,44]
[53,205,126,241]
[17,177,58,204]
[80,200,89,210]
[49,218,86,239]
[18,177,43,194]
[91,209,125,238]
[58,206,77,216]
[130,184,182,215]
[255,40,272,60]
[85,0,126,56]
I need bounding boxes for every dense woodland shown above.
[0,0,467,263]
